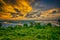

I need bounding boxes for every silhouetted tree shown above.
[23,23,28,27]
[35,22,41,29]
[14,25,22,29]
[58,19,60,25]
[29,22,34,27]
[47,23,52,26]
[0,23,2,27]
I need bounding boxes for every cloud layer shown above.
[0,0,60,20]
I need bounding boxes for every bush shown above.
[36,35,41,39]
[0,22,60,40]
[23,23,28,28]
[29,22,34,27]
[58,19,60,25]
[14,25,22,29]
[0,23,2,27]
[0,27,6,30]
[1,37,11,40]
[7,26,14,30]
[47,23,52,26]
[35,22,42,29]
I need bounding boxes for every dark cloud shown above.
[52,10,60,14]
[14,8,20,13]
[0,8,2,12]
[41,0,60,8]
[10,8,23,18]
[32,0,60,10]
[34,0,41,2]
[0,1,4,7]
[3,0,16,5]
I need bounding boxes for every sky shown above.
[32,0,60,10]
[0,0,60,20]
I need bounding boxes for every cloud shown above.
[0,0,60,20]
[0,8,60,20]
[0,0,33,20]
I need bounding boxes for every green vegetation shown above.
[0,23,60,40]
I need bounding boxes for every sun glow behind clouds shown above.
[0,0,32,18]
[0,0,60,20]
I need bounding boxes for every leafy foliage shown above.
[0,22,60,40]
[0,23,2,27]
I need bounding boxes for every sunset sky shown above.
[0,0,60,20]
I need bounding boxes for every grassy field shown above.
[0,23,60,40]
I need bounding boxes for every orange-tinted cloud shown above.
[0,0,60,20]
[0,0,32,18]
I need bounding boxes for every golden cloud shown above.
[0,0,32,18]
[0,0,60,20]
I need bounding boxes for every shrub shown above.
[0,27,6,30]
[17,33,27,36]
[0,22,60,40]
[29,22,34,27]
[23,23,28,28]
[0,23,2,27]
[0,32,4,36]
[47,23,52,27]
[1,37,11,40]
[35,22,42,29]
[14,25,22,29]
[36,35,41,39]
[7,26,14,30]
[5,26,14,31]
[58,19,60,25]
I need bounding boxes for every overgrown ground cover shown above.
[0,23,60,40]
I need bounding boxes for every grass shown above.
[0,23,60,40]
